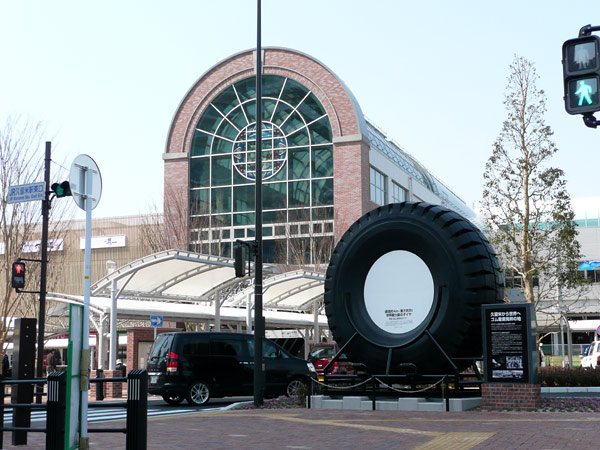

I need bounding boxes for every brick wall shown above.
[481,383,542,411]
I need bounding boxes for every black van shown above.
[146,332,317,405]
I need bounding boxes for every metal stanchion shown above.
[46,371,66,450]
[96,369,104,401]
[126,370,147,450]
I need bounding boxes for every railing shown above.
[0,370,147,450]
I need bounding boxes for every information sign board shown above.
[7,182,45,204]
[482,302,537,384]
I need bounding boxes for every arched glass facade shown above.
[189,75,334,263]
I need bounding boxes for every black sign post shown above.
[482,302,537,384]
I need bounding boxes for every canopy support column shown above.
[214,289,221,332]
[109,279,117,371]
[246,293,253,334]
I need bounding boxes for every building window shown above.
[370,167,387,205]
[188,74,334,262]
[390,181,407,203]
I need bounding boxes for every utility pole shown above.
[253,0,265,407]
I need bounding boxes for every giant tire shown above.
[324,202,504,375]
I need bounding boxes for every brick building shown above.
[163,47,474,264]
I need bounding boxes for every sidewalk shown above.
[2,407,599,449]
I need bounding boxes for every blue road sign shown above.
[7,182,46,204]
[150,315,163,327]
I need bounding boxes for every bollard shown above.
[96,369,104,401]
[126,370,148,450]
[46,371,66,450]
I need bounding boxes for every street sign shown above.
[596,325,600,335]
[7,182,45,204]
[150,315,163,327]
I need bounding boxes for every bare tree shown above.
[480,56,584,339]
[0,116,73,366]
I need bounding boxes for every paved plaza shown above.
[2,407,599,449]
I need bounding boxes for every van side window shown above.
[248,339,287,359]
[182,335,210,355]
[212,339,245,357]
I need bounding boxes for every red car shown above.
[308,344,353,377]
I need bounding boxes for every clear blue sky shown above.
[1,1,598,219]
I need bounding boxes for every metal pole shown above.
[110,279,117,371]
[80,167,93,446]
[253,0,264,408]
[36,141,51,404]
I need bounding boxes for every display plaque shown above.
[482,302,537,384]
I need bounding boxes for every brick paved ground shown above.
[2,408,599,450]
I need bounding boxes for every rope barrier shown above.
[373,376,446,393]
[309,376,375,390]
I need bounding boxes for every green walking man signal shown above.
[562,25,600,128]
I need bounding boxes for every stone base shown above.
[481,383,541,411]
[310,395,481,412]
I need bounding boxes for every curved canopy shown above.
[90,249,274,302]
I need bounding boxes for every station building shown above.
[162,47,474,264]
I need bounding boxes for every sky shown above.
[1,1,599,220]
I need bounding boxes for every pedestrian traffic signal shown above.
[11,261,25,290]
[50,181,72,198]
[562,35,600,114]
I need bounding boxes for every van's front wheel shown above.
[286,378,306,398]
[186,381,211,406]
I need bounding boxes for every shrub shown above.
[539,366,600,387]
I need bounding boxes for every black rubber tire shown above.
[324,202,504,375]
[186,381,211,406]
[162,394,184,405]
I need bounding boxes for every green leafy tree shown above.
[481,56,583,333]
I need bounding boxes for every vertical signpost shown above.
[150,315,163,340]
[69,154,102,450]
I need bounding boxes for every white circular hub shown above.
[363,250,435,334]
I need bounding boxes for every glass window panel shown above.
[289,181,310,207]
[216,120,239,141]
[211,187,231,213]
[212,230,220,240]
[275,225,286,236]
[312,178,334,206]
[263,75,286,99]
[280,112,305,136]
[235,77,256,102]
[247,228,255,237]
[211,86,239,116]
[314,236,334,264]
[263,182,287,210]
[280,78,309,108]
[190,189,209,215]
[263,240,278,263]
[262,99,277,121]
[324,222,334,233]
[234,228,245,238]
[588,219,599,227]
[227,106,248,130]
[233,185,255,212]
[222,229,230,239]
[289,224,298,235]
[191,131,211,156]
[190,157,210,188]
[212,137,233,154]
[289,238,311,264]
[286,128,309,147]
[391,181,407,203]
[200,230,209,241]
[197,106,221,134]
[220,242,232,258]
[370,167,387,205]
[212,214,231,227]
[211,156,232,186]
[312,146,333,178]
[313,223,322,233]
[297,93,326,123]
[313,207,334,220]
[271,102,294,127]
[233,169,251,185]
[309,116,332,144]
[263,210,287,223]
[263,226,273,237]
[233,213,255,226]
[289,209,310,222]
[243,100,256,124]
[300,224,309,234]
[289,148,309,179]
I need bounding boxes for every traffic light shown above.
[234,243,246,278]
[11,261,25,289]
[562,35,600,115]
[50,181,72,198]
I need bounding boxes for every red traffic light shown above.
[11,261,26,289]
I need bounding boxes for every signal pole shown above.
[253,0,265,407]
